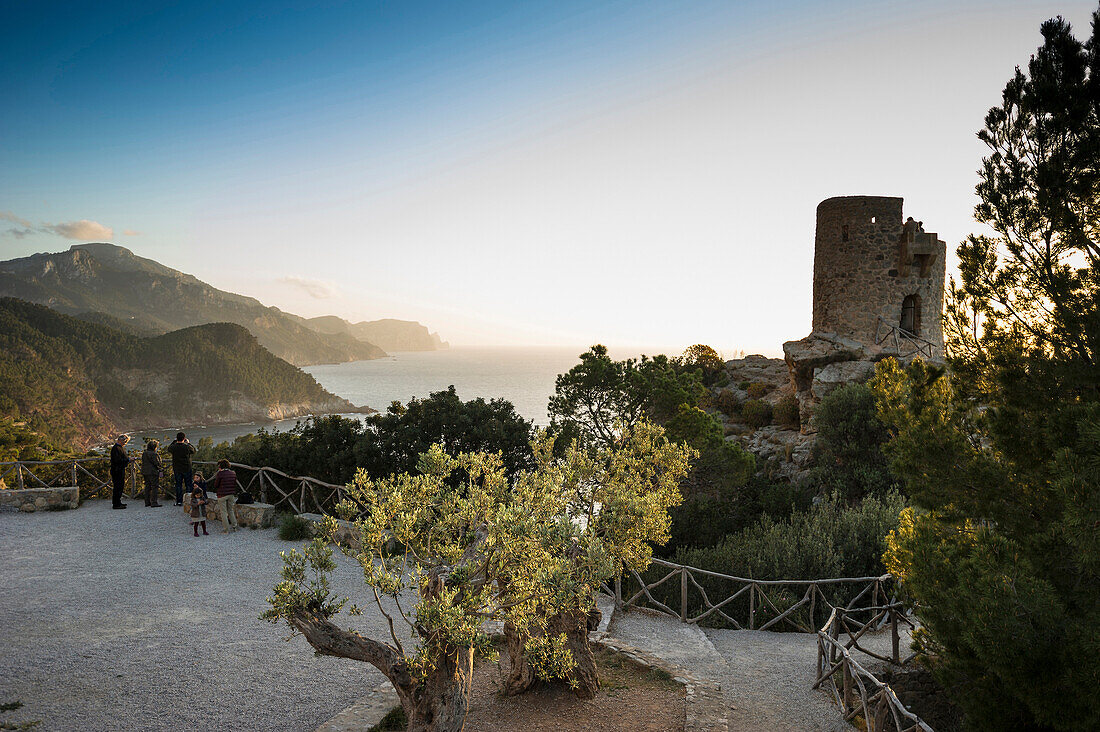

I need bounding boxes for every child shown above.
[188,482,209,537]
[192,472,207,498]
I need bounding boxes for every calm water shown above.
[304,346,621,425]
[137,346,653,446]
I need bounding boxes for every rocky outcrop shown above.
[710,355,814,483]
[783,330,937,434]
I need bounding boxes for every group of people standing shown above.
[109,431,241,535]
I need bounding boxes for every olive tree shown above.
[264,420,691,731]
[502,421,694,698]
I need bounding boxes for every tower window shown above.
[871,216,876,224]
[842,224,849,242]
[900,294,922,336]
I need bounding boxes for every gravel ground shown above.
[703,629,850,732]
[608,606,907,731]
[0,500,419,732]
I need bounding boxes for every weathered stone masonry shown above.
[784,196,947,433]
[812,196,946,352]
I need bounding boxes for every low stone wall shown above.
[206,500,277,529]
[0,486,80,512]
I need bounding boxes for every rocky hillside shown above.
[300,315,448,351]
[709,355,815,482]
[0,243,386,366]
[0,297,359,449]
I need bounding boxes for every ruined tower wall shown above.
[811,196,946,353]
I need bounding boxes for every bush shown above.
[651,492,907,628]
[773,395,800,430]
[368,707,407,732]
[746,382,769,399]
[714,389,741,417]
[741,399,772,428]
[810,383,896,499]
[663,476,810,554]
[277,513,313,541]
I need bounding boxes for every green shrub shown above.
[810,383,896,499]
[368,707,407,732]
[715,389,741,417]
[277,513,313,541]
[739,381,750,390]
[741,399,772,428]
[773,395,800,430]
[746,383,769,399]
[663,476,809,555]
[651,492,907,628]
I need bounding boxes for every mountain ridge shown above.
[0,297,361,449]
[0,244,440,366]
[300,314,449,352]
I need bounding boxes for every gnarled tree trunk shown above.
[290,609,474,732]
[503,604,601,699]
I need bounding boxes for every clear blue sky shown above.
[2,0,1097,353]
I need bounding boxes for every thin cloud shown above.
[123,229,142,236]
[0,212,118,241]
[0,211,32,228]
[43,219,113,240]
[278,276,340,299]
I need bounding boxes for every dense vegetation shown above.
[0,297,349,448]
[808,383,898,500]
[197,387,534,484]
[877,11,1100,731]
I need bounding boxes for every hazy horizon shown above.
[4,0,1097,354]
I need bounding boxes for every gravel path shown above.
[0,501,418,732]
[609,607,912,732]
[703,629,849,731]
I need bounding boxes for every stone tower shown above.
[784,195,948,433]
[811,196,946,354]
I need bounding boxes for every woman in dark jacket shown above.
[110,434,131,509]
[141,440,164,507]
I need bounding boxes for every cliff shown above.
[0,297,361,449]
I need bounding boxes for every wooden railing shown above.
[5,457,933,729]
[0,457,346,514]
[874,317,937,359]
[193,461,347,515]
[815,606,932,731]
[615,557,895,632]
[612,558,935,730]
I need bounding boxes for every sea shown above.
[141,346,661,447]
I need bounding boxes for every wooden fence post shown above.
[71,461,78,488]
[749,583,756,630]
[614,574,622,611]
[891,605,900,664]
[17,464,24,490]
[680,567,688,622]
[842,659,852,710]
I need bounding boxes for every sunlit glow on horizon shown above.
[2,0,1095,356]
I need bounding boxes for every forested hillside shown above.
[0,297,355,449]
[0,243,387,366]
